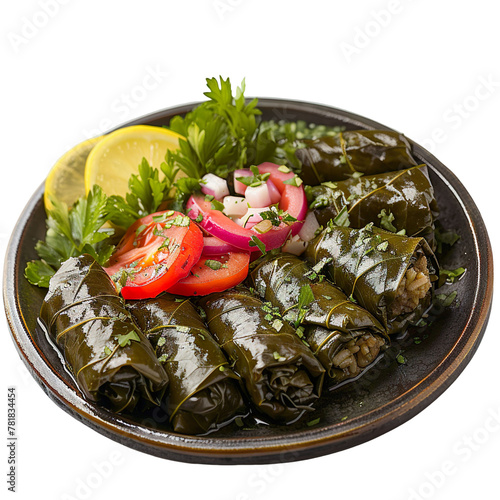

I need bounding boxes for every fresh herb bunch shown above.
[25,186,115,287]
[106,157,177,229]
[164,77,344,196]
[166,77,262,181]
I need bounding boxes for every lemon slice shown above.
[84,125,183,198]
[44,136,102,212]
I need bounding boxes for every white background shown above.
[2,1,499,499]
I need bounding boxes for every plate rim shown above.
[3,99,494,464]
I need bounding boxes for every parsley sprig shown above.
[25,186,115,287]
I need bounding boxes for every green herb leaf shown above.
[116,330,141,347]
[333,205,350,227]
[106,158,173,229]
[298,284,315,312]
[378,209,398,232]
[439,267,466,283]
[205,259,223,270]
[435,291,458,308]
[273,351,286,361]
[307,417,321,427]
[25,186,115,287]
[435,226,460,254]
[211,199,225,211]
[249,235,266,255]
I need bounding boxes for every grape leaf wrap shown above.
[201,288,324,423]
[249,253,388,380]
[309,165,439,249]
[128,295,246,434]
[305,225,439,335]
[296,130,418,184]
[39,255,169,413]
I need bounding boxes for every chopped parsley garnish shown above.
[259,206,297,227]
[439,267,466,283]
[211,199,225,211]
[283,174,303,187]
[205,259,223,270]
[158,354,168,363]
[435,225,460,254]
[249,235,266,255]
[307,418,321,427]
[435,291,458,308]
[236,165,270,187]
[378,209,398,232]
[333,205,350,227]
[273,351,286,362]
[116,330,141,347]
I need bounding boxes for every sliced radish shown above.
[186,194,291,252]
[223,196,248,217]
[283,235,308,256]
[257,163,295,193]
[234,208,266,228]
[245,183,272,208]
[298,211,320,242]
[267,179,281,204]
[203,236,242,255]
[233,169,252,195]
[200,173,229,200]
[279,184,308,236]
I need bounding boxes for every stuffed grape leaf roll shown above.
[128,295,246,435]
[295,130,418,185]
[308,165,438,248]
[39,255,169,413]
[200,287,324,423]
[305,224,438,335]
[249,253,387,381]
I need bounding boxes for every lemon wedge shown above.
[44,136,102,212]
[84,125,183,198]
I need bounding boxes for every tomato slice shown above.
[167,252,250,296]
[104,210,203,300]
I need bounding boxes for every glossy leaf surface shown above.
[296,130,418,184]
[201,287,324,423]
[249,253,387,379]
[39,255,169,413]
[309,165,439,248]
[305,225,438,335]
[128,295,246,434]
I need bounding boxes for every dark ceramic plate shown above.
[3,100,493,464]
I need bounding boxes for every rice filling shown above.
[389,254,431,317]
[331,333,385,378]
